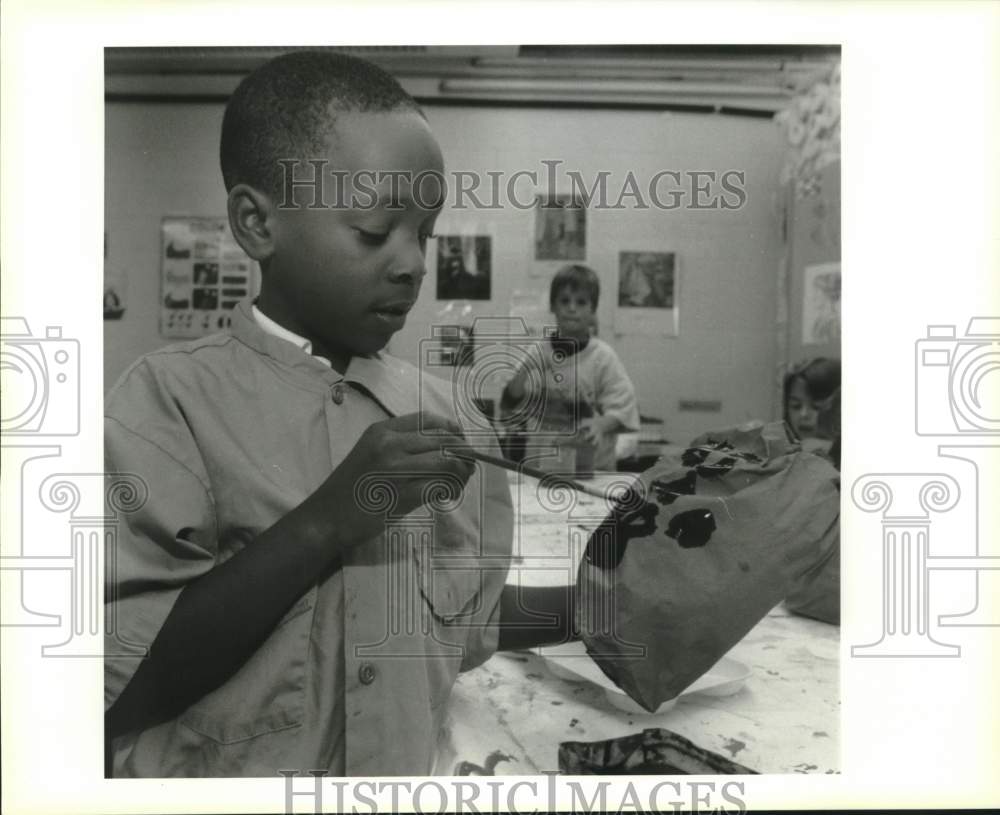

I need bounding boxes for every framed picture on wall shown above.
[802,261,841,345]
[436,235,492,300]
[534,195,586,260]
[614,250,679,336]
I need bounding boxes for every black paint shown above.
[695,456,737,479]
[584,493,660,570]
[681,447,711,467]
[650,470,698,505]
[666,508,717,548]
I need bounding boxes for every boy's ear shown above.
[227,184,276,262]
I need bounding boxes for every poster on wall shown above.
[160,217,257,338]
[802,260,841,345]
[436,235,491,300]
[534,195,586,261]
[614,250,679,336]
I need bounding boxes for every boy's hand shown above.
[580,415,619,445]
[312,411,476,549]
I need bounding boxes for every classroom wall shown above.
[104,102,787,443]
[786,160,842,365]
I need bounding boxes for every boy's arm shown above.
[496,583,578,651]
[586,346,640,439]
[500,343,547,404]
[107,491,346,737]
[107,412,474,739]
[502,361,531,403]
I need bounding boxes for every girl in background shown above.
[783,357,841,469]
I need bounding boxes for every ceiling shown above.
[105,45,841,116]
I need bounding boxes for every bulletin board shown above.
[160,217,258,338]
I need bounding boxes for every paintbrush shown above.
[445,446,621,502]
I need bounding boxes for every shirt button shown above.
[331,384,345,405]
[358,661,377,685]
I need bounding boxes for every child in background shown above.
[783,357,841,469]
[502,264,640,471]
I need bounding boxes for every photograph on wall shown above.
[618,251,676,308]
[534,194,586,260]
[802,260,841,345]
[436,235,491,300]
[614,251,679,336]
[160,217,257,338]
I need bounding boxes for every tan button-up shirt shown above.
[104,300,513,777]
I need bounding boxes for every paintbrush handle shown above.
[447,447,611,501]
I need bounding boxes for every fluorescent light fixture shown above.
[440,78,791,98]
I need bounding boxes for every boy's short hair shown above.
[550,264,601,310]
[220,50,421,197]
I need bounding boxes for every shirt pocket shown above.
[411,546,483,624]
[177,584,316,745]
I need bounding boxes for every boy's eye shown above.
[354,228,388,245]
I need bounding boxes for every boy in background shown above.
[503,264,640,471]
[104,51,573,778]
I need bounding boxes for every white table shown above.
[437,472,839,775]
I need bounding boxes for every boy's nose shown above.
[387,247,427,286]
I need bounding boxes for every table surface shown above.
[436,472,840,776]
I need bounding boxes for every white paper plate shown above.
[533,641,750,715]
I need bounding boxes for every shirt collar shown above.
[231,298,418,416]
[251,302,331,367]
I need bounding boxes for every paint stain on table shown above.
[722,738,746,757]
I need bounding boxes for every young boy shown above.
[104,51,571,778]
[503,264,640,471]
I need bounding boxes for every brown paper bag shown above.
[575,420,839,712]
[783,521,840,624]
